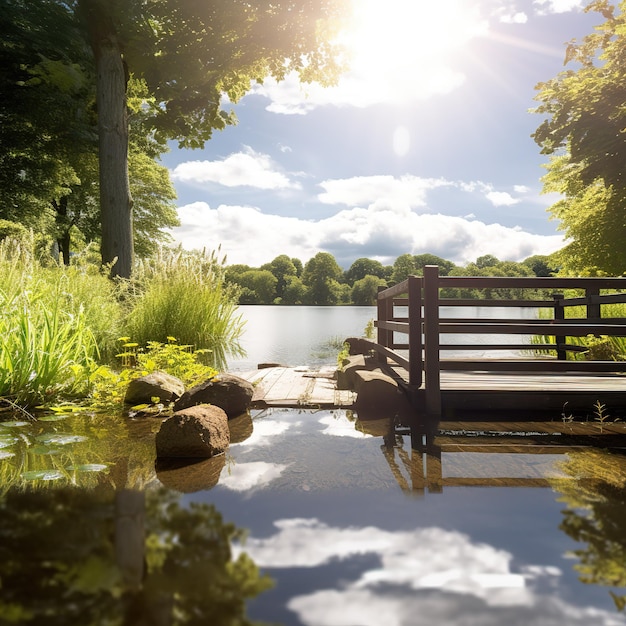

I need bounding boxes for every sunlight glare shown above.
[340,0,488,102]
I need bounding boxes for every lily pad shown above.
[0,436,18,449]
[38,414,69,422]
[29,446,63,456]
[0,421,30,428]
[67,464,108,473]
[21,469,65,481]
[35,433,88,446]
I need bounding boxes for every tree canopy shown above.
[533,0,626,275]
[75,0,350,277]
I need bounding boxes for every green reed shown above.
[124,247,245,370]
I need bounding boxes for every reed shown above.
[124,248,245,370]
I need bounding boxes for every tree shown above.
[344,258,388,286]
[390,253,417,284]
[0,0,96,233]
[262,254,298,299]
[523,254,557,277]
[475,254,500,269]
[533,1,626,274]
[71,0,349,278]
[351,274,387,305]
[302,251,344,305]
[413,253,456,276]
[234,270,277,304]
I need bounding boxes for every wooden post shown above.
[423,265,441,417]
[408,275,423,387]
[586,286,601,321]
[376,286,388,365]
[552,293,566,360]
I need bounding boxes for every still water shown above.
[1,305,626,625]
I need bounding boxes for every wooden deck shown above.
[235,365,626,421]
[235,366,356,409]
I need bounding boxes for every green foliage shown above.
[344,258,389,286]
[0,238,109,407]
[302,252,345,305]
[351,274,387,305]
[125,248,245,370]
[551,447,626,610]
[533,1,626,275]
[90,338,217,414]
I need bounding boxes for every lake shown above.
[227,304,541,371]
[1,305,626,625]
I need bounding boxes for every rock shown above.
[155,455,226,492]
[354,370,412,417]
[155,404,229,458]
[174,373,254,417]
[345,337,374,355]
[124,371,185,405]
[336,354,366,390]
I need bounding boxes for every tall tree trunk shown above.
[80,0,133,278]
[52,196,72,265]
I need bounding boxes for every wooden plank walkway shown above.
[235,366,357,409]
[235,365,626,419]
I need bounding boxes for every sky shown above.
[162,0,605,270]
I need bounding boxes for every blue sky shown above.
[162,0,602,270]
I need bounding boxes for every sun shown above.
[340,0,488,99]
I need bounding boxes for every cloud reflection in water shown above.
[235,518,626,626]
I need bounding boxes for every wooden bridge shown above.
[366,265,626,420]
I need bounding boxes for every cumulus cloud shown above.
[485,190,520,206]
[318,175,453,209]
[533,0,585,15]
[318,414,371,439]
[233,518,623,626]
[500,11,529,23]
[218,461,288,491]
[170,199,563,268]
[170,146,299,190]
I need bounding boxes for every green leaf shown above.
[21,469,64,481]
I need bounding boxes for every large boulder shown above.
[173,373,254,417]
[155,404,229,458]
[124,371,185,405]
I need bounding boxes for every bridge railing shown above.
[375,265,626,415]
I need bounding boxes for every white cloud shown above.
[318,175,452,208]
[533,0,585,15]
[218,461,288,491]
[233,418,293,447]
[171,198,563,268]
[170,146,299,190]
[233,518,624,626]
[486,190,520,206]
[318,414,371,439]
[500,11,529,23]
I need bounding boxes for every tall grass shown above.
[532,302,626,360]
[0,238,245,408]
[124,247,245,370]
[0,237,125,406]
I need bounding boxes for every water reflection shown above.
[1,409,626,625]
[551,448,626,612]
[0,486,272,626]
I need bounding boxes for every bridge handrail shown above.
[375,265,626,416]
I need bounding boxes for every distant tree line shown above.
[225,252,558,305]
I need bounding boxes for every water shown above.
[227,305,377,371]
[227,304,539,371]
[1,306,625,625]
